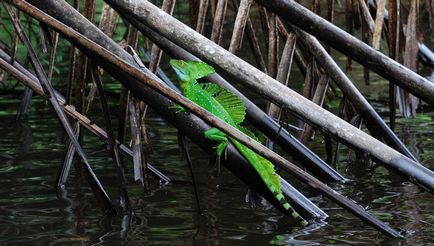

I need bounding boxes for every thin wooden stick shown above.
[149,0,176,73]
[228,0,252,53]
[196,0,209,34]
[210,0,228,44]
[267,33,296,121]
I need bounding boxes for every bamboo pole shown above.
[103,0,434,193]
[228,0,252,53]
[11,0,406,237]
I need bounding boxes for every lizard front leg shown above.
[204,127,229,164]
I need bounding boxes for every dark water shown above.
[0,73,434,245]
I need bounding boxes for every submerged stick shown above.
[12,0,404,237]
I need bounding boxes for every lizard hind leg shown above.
[204,127,229,172]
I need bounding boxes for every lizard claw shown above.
[169,104,186,113]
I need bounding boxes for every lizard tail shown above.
[275,192,309,226]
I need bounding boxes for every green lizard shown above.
[169,59,308,225]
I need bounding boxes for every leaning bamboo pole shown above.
[103,0,434,193]
[9,0,405,237]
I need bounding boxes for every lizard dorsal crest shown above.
[202,83,246,125]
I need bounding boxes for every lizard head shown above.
[170,59,215,83]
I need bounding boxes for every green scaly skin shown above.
[170,59,308,225]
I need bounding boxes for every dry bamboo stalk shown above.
[388,0,400,130]
[266,33,296,120]
[196,0,209,34]
[99,4,118,37]
[372,0,385,49]
[149,0,176,73]
[75,0,96,115]
[299,75,329,145]
[210,0,228,44]
[189,0,198,26]
[228,0,252,53]
[257,6,269,48]
[10,26,18,65]
[129,97,148,187]
[267,13,278,78]
[47,32,59,81]
[245,16,267,72]
[399,0,420,117]
[358,0,374,32]
[276,17,307,76]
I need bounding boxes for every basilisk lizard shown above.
[170,59,307,225]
